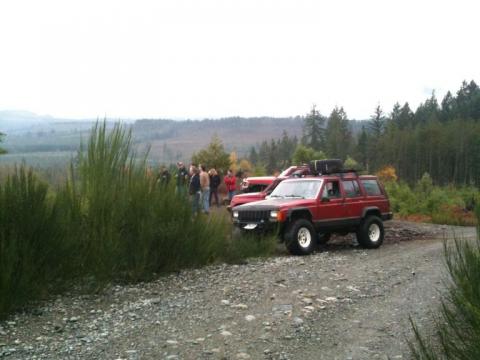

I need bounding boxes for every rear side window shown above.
[361,179,382,196]
[342,180,361,197]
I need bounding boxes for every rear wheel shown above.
[284,219,317,255]
[356,215,384,248]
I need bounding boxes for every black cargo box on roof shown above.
[309,159,344,175]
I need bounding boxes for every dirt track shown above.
[0,221,477,360]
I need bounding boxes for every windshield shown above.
[270,180,322,199]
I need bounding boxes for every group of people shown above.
[175,162,237,215]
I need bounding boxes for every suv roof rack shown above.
[327,169,358,178]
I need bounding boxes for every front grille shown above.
[238,210,270,222]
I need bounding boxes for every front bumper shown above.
[232,219,279,233]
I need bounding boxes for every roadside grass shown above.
[205,208,279,263]
[410,205,480,359]
[225,230,279,264]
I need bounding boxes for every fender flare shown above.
[361,206,381,219]
[287,207,313,221]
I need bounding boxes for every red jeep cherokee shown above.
[232,172,392,255]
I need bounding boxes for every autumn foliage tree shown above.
[376,165,398,183]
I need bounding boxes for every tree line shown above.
[247,80,480,185]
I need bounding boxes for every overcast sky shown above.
[0,0,479,120]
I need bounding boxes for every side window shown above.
[322,181,341,198]
[342,180,361,197]
[361,179,382,196]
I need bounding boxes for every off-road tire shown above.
[317,232,331,245]
[356,215,384,249]
[284,219,317,255]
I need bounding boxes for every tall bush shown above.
[61,122,230,282]
[0,166,65,317]
[0,121,272,318]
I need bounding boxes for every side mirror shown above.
[265,195,271,200]
[321,196,330,203]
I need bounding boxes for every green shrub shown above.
[0,121,276,318]
[410,210,480,359]
[0,166,66,317]
[416,172,434,198]
[60,122,231,283]
[385,181,418,216]
[385,180,479,226]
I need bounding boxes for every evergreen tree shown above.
[258,140,269,166]
[325,106,352,160]
[415,92,439,123]
[248,146,258,165]
[396,102,414,129]
[302,105,326,151]
[390,102,402,123]
[368,105,385,138]
[266,139,278,174]
[356,126,369,170]
[440,91,456,122]
[367,105,386,171]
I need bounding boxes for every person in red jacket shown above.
[224,169,236,202]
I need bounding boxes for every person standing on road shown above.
[209,168,221,207]
[224,169,236,202]
[175,162,189,197]
[199,165,210,214]
[189,166,201,215]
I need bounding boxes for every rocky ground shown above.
[0,221,477,360]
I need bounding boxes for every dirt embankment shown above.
[0,221,476,360]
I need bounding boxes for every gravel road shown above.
[0,221,477,360]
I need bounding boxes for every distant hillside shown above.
[0,112,368,166]
[133,117,305,162]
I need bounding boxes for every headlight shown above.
[233,211,239,218]
[270,210,285,222]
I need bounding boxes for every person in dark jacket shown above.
[209,168,221,207]
[189,166,201,215]
[175,162,189,196]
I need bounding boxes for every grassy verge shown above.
[410,205,480,359]
[385,176,479,226]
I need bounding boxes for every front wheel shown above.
[284,219,317,255]
[356,216,384,249]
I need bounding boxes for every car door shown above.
[341,179,364,226]
[315,179,348,230]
